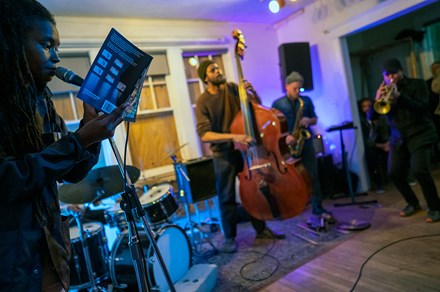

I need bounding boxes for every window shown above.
[182,49,227,104]
[138,76,170,112]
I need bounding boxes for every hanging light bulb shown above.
[269,0,280,13]
[269,0,286,14]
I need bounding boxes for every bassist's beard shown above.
[212,75,226,86]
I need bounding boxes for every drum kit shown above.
[59,165,192,292]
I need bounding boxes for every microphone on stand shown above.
[55,67,84,87]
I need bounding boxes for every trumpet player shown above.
[375,58,440,223]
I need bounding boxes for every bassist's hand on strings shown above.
[243,80,255,92]
[233,134,254,146]
[243,80,262,104]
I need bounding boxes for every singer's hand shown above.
[76,102,131,148]
[82,102,98,124]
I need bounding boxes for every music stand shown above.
[326,121,377,207]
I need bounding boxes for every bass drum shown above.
[109,225,191,291]
[69,222,109,290]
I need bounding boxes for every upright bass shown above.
[230,29,310,221]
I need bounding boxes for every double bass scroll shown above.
[229,29,309,221]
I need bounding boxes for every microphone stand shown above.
[108,137,176,292]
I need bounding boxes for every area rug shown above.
[192,213,355,292]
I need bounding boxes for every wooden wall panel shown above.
[128,112,182,170]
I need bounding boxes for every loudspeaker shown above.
[175,157,217,204]
[279,42,313,91]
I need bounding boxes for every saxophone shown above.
[290,97,311,158]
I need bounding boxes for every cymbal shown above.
[162,143,188,161]
[59,165,140,204]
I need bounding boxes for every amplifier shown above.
[174,157,217,204]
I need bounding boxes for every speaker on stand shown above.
[279,42,313,91]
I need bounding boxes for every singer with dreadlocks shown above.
[0,0,129,290]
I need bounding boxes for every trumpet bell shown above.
[373,100,391,114]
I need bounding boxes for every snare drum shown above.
[140,183,178,225]
[69,222,109,289]
[109,225,191,291]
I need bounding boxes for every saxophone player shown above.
[272,71,335,229]
[375,59,440,223]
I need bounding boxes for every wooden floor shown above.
[260,167,440,292]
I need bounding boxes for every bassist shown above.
[195,60,285,253]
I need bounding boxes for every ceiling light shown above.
[269,0,286,14]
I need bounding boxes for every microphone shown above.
[55,67,84,87]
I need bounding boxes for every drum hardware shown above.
[171,154,218,259]
[107,137,176,292]
[70,214,109,291]
[182,202,218,259]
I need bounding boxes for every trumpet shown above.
[374,81,397,114]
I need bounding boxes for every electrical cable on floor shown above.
[350,233,440,292]
[239,238,281,282]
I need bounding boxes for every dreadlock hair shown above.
[0,0,56,158]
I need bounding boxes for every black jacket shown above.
[387,76,438,152]
[0,88,100,291]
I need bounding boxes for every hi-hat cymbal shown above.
[59,165,140,204]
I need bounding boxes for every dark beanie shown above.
[382,58,403,73]
[197,60,215,82]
